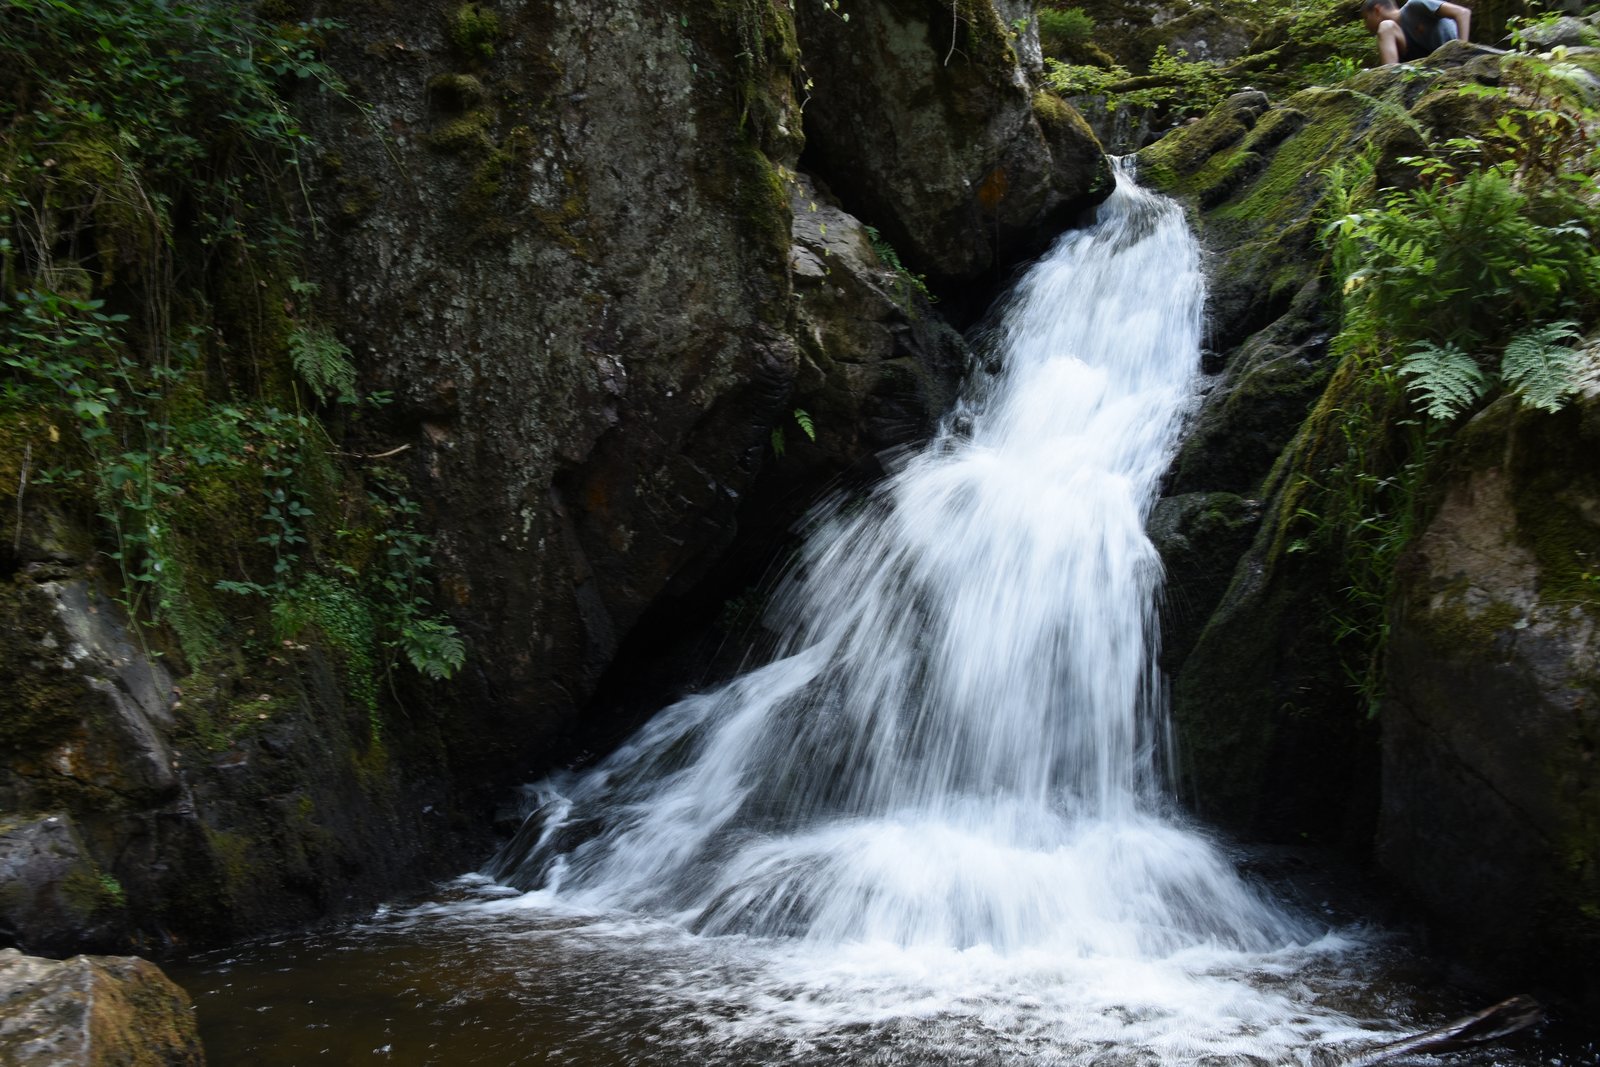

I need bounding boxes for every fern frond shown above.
[401,617,466,680]
[1501,320,1582,413]
[1398,339,1487,420]
[288,324,357,401]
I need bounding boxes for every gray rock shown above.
[1382,398,1600,994]
[0,814,124,957]
[794,0,1111,288]
[786,172,968,470]
[0,579,180,809]
[0,948,203,1066]
[1510,14,1599,50]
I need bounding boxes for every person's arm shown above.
[1376,19,1405,63]
[1439,1,1471,42]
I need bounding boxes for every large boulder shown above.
[793,0,1112,291]
[0,949,203,1066]
[1383,396,1600,1000]
[306,0,810,780]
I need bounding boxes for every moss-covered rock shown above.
[1138,37,1600,1009]
[1382,395,1600,999]
[1140,44,1518,844]
[0,948,204,1066]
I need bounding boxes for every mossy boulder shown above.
[0,948,203,1066]
[1140,43,1515,843]
[1382,395,1600,1000]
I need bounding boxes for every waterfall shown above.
[488,162,1306,963]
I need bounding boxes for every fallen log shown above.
[1336,994,1544,1066]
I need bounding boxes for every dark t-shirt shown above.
[1398,0,1459,59]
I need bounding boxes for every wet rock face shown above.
[309,0,807,769]
[794,0,1111,292]
[0,948,203,1066]
[0,565,477,952]
[784,172,968,480]
[1383,399,1600,997]
[0,815,125,957]
[556,171,971,757]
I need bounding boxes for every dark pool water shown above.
[169,879,1596,1067]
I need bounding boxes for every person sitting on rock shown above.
[1362,0,1471,64]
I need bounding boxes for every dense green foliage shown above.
[1040,0,1371,120]
[1,0,464,714]
[1295,40,1600,713]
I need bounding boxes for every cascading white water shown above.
[489,162,1305,962]
[462,165,1401,1065]
[169,167,1547,1067]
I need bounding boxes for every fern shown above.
[1501,320,1582,413]
[1398,339,1486,420]
[400,617,466,680]
[288,324,357,401]
[770,408,816,458]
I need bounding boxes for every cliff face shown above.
[0,0,1107,954]
[302,0,1113,782]
[1140,36,1600,1004]
[305,0,812,779]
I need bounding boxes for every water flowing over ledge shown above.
[453,164,1384,1060]
[177,166,1561,1067]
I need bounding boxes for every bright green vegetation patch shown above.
[1286,44,1600,714]
[1041,0,1372,123]
[0,0,465,729]
[448,2,502,63]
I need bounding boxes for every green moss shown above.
[203,826,257,907]
[1415,584,1525,653]
[945,0,1018,69]
[426,107,495,155]
[427,72,488,111]
[710,0,803,153]
[448,2,502,63]
[59,863,127,920]
[1505,405,1600,613]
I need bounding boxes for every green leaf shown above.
[1501,320,1582,413]
[1398,340,1487,421]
